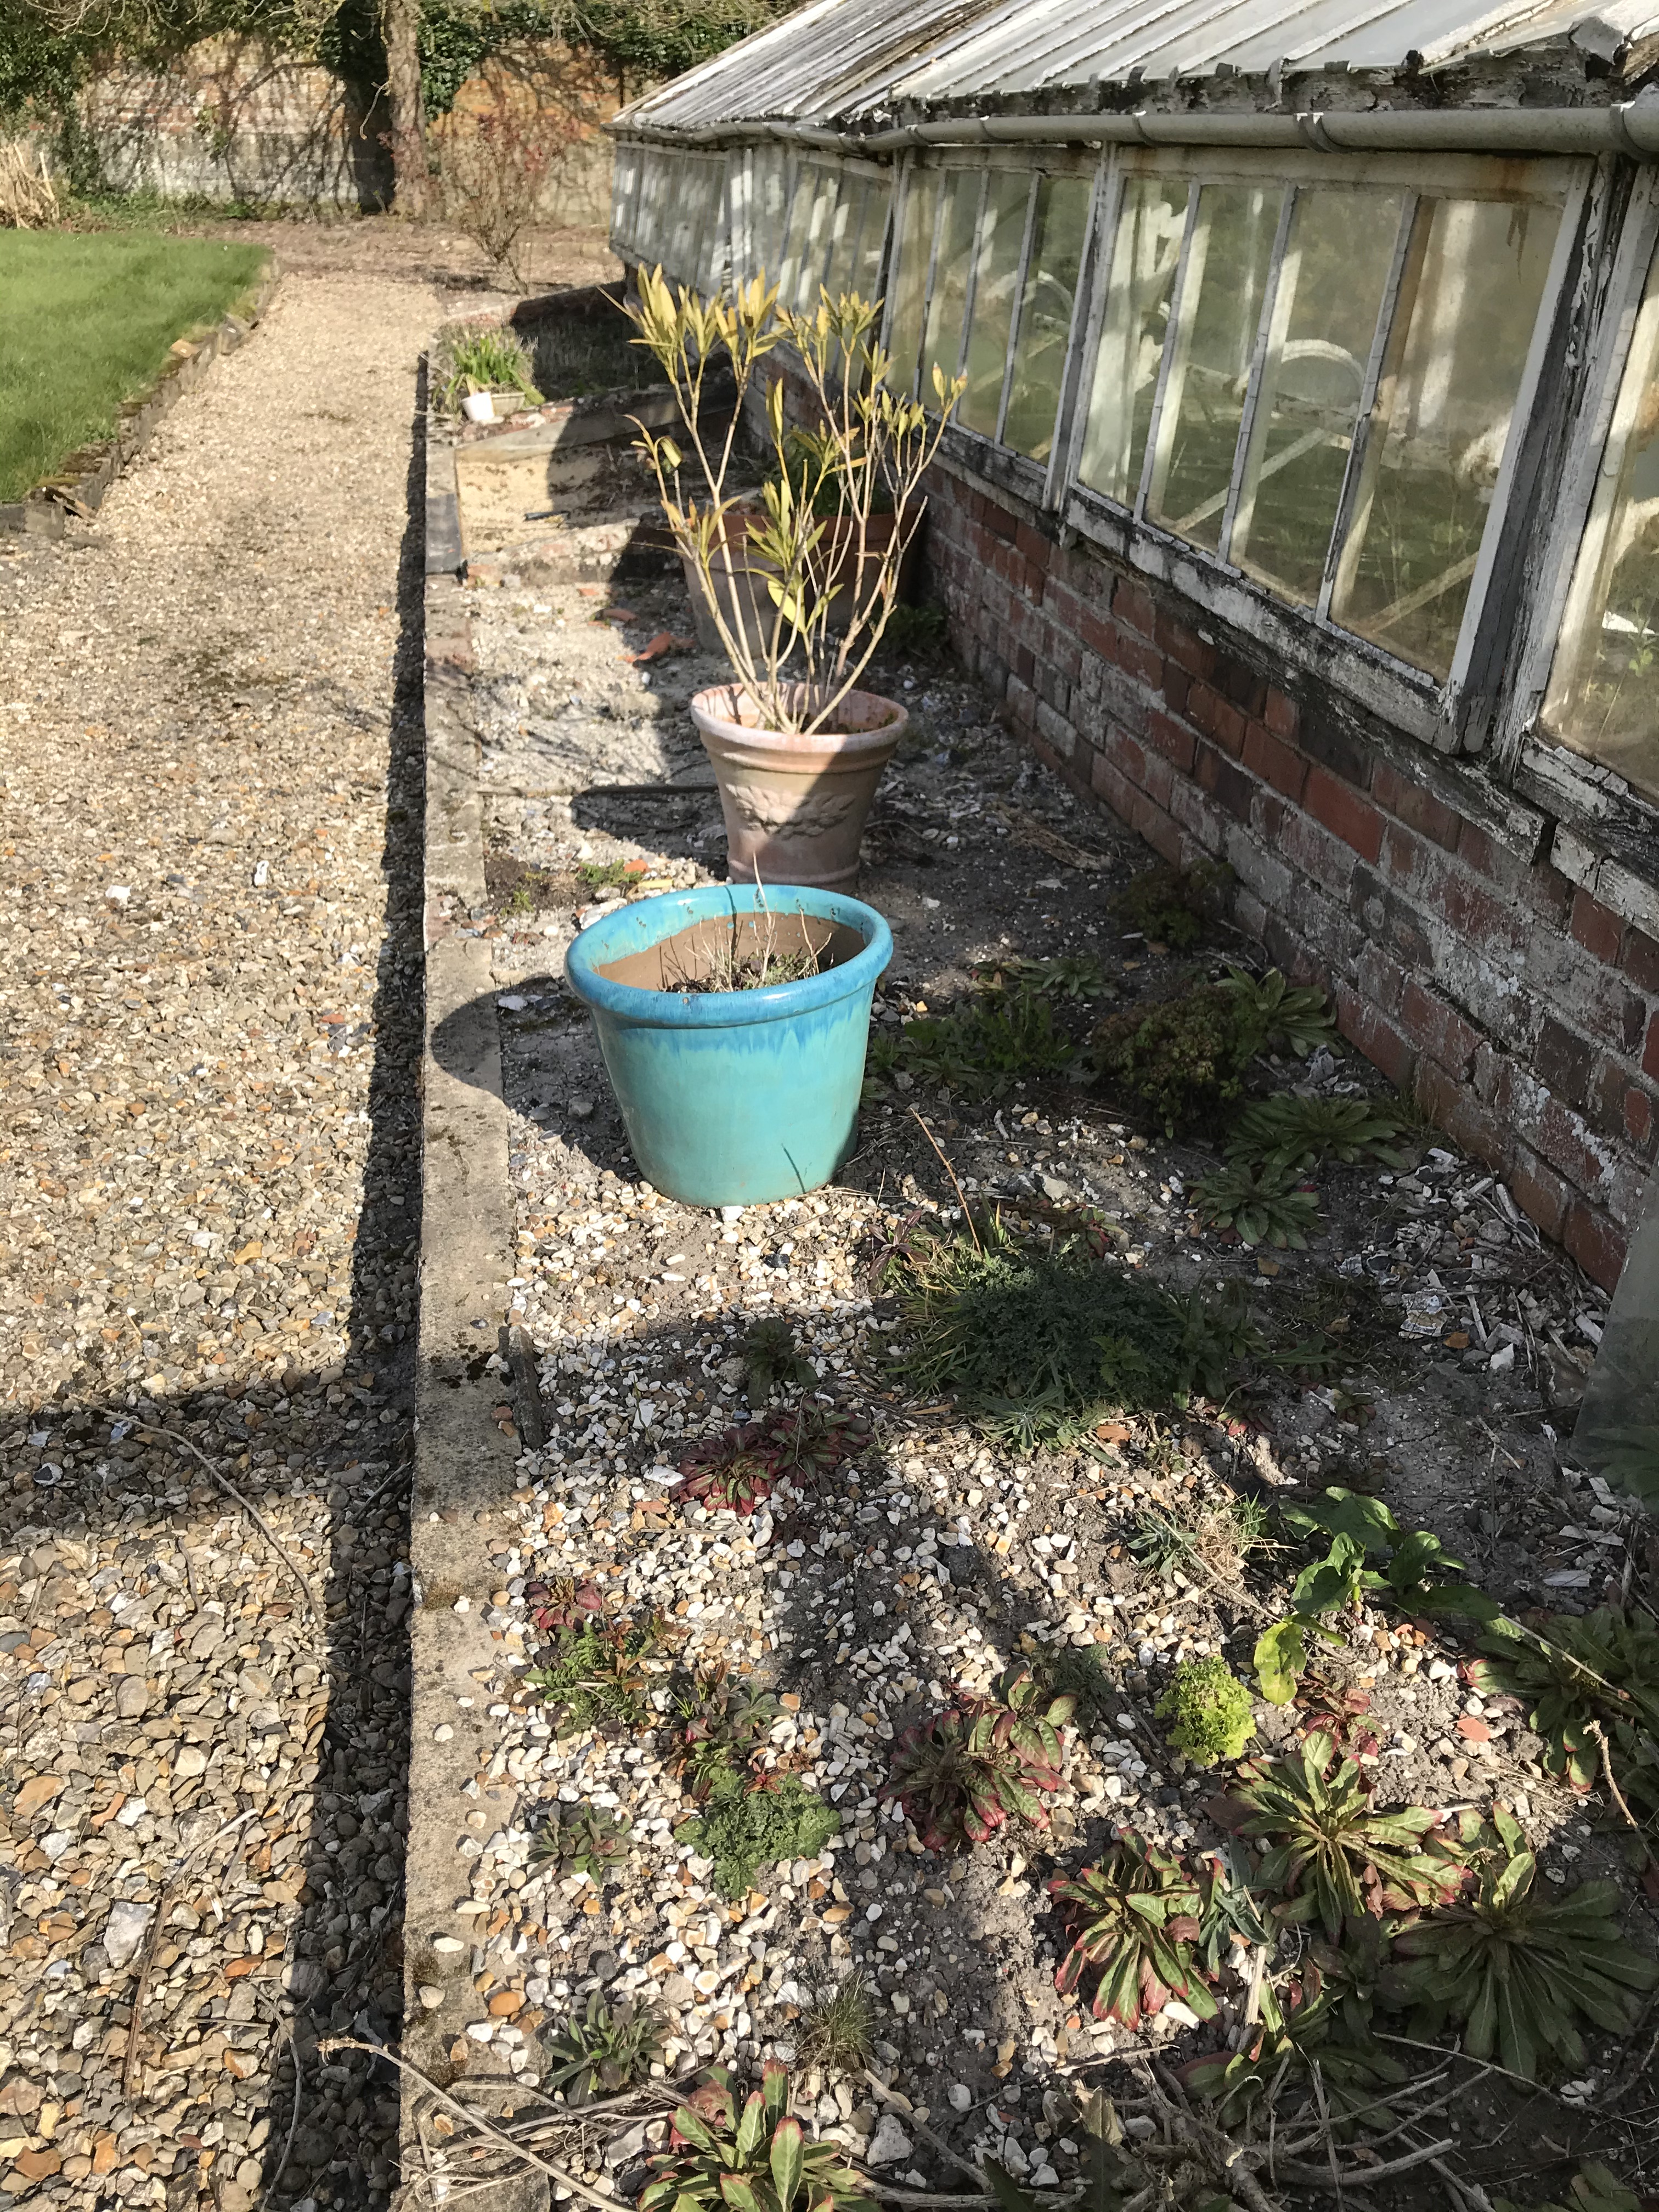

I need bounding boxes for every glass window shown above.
[887,170,939,395]
[853,183,888,304]
[1227,186,1403,605]
[780,165,836,311]
[1078,176,1188,506]
[825,173,874,300]
[696,161,727,296]
[751,147,789,289]
[961,170,1033,438]
[1145,182,1282,553]
[1331,194,1562,679]
[922,170,981,392]
[1543,241,1659,802]
[1003,173,1091,462]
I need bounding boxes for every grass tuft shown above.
[796,1971,876,2079]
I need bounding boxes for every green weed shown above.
[1155,1656,1256,1767]
[1227,1093,1406,1172]
[1113,860,1232,950]
[1193,1159,1322,1248]
[795,1971,876,2080]
[1088,986,1261,1135]
[524,1614,662,1734]
[676,1775,840,1900]
[540,1993,665,2101]
[439,324,543,409]
[869,990,1074,1101]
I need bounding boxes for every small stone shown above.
[866,2117,913,2168]
[569,1096,596,1120]
[419,1986,444,2010]
[948,2085,972,2114]
[115,1677,149,1719]
[174,1746,209,1779]
[103,1900,151,1970]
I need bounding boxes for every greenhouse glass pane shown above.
[1077,176,1188,506]
[1543,241,1659,803]
[825,174,874,300]
[922,171,981,396]
[887,171,939,395]
[796,168,839,308]
[1003,174,1091,462]
[1331,193,1561,679]
[1146,182,1282,554]
[961,170,1032,437]
[854,183,889,306]
[1228,187,1403,605]
[778,168,816,307]
[752,147,789,287]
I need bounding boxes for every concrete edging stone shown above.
[399,377,548,2210]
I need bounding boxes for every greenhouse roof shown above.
[618,0,1659,133]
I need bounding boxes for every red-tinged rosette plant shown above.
[679,1422,778,1516]
[526,1576,605,1632]
[1216,1729,1468,1938]
[1050,1833,1218,2030]
[639,2061,878,2212]
[883,1667,1073,1853]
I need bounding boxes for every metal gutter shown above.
[608,96,1659,157]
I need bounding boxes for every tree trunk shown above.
[382,0,428,218]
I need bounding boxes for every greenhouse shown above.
[606,0,1659,1286]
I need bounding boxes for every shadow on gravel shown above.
[242,345,432,2212]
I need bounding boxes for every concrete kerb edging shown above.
[400,368,546,2209]
[0,256,283,539]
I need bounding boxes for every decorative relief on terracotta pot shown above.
[724,785,862,835]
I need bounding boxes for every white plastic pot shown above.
[462,391,495,424]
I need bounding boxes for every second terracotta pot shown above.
[690,682,907,891]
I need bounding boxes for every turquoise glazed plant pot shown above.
[564,884,892,1207]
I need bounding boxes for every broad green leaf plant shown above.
[641,2062,878,2212]
[623,268,964,737]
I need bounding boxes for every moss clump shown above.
[1156,1655,1257,1767]
[1090,985,1261,1135]
[1113,860,1233,950]
[677,1775,840,1899]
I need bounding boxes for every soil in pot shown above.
[595,908,861,994]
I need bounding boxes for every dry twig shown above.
[139,1421,317,1617]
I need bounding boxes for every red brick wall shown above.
[923,463,1657,1291]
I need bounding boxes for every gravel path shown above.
[0,261,435,2211]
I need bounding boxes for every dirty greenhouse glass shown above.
[1227,185,1404,604]
[921,171,982,388]
[1146,182,1282,553]
[1077,176,1188,507]
[749,147,790,292]
[887,171,941,397]
[825,173,876,301]
[1003,174,1092,462]
[781,166,838,311]
[1543,242,1659,804]
[1330,194,1562,678]
[961,171,1035,437]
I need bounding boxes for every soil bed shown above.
[426,477,1655,2210]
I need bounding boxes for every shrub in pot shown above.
[623,270,963,888]
[565,883,892,1205]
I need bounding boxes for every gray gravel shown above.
[0,262,434,2211]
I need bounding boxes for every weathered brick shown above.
[1242,721,1307,803]
[1034,700,1075,760]
[1625,929,1659,994]
[1356,944,1407,1017]
[1194,741,1255,825]
[1188,682,1247,758]
[1080,611,1118,663]
[1335,984,1415,1091]
[1015,520,1054,571]
[1399,979,1482,1081]
[1533,1016,1596,1110]
[1153,608,1215,682]
[1115,631,1163,692]
[1147,710,1198,776]
[1279,808,1359,902]
[1532,1093,1618,1200]
[1130,787,1183,866]
[1570,887,1626,967]
[1295,714,1374,793]
[1212,653,1268,718]
[1305,766,1384,863]
[1113,577,1156,640]
[1264,686,1298,742]
[1372,760,1462,853]
[1006,673,1037,732]
[1506,1146,1572,1242]
[1562,1202,1627,1291]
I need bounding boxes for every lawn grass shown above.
[0,230,270,503]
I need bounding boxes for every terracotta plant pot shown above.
[816,509,919,635]
[690,682,907,891]
[680,505,785,660]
